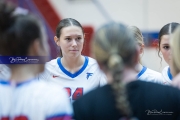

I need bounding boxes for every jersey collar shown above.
[137,66,147,78]
[57,56,89,78]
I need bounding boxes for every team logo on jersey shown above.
[163,81,167,84]
[86,73,93,79]
[52,75,59,78]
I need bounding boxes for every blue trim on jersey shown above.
[167,67,173,80]
[137,66,147,78]
[46,113,72,120]
[16,78,37,87]
[0,80,10,85]
[0,78,37,87]
[57,56,89,78]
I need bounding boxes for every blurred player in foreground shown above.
[0,1,72,119]
[73,22,180,120]
[170,26,180,88]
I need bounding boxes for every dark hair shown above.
[158,22,180,63]
[55,18,84,57]
[0,1,43,56]
[92,22,137,118]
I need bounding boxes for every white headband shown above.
[12,7,29,16]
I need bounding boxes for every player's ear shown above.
[54,36,60,46]
[28,39,41,56]
[134,46,140,64]
[139,44,144,54]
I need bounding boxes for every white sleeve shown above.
[38,63,52,81]
[0,64,11,80]
[45,86,73,120]
[99,70,107,86]
[38,69,50,81]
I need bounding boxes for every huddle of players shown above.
[0,1,180,120]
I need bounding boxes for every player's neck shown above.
[9,65,39,82]
[135,63,143,73]
[122,67,137,83]
[61,55,84,73]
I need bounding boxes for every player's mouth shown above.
[70,50,78,51]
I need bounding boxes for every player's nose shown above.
[72,39,77,46]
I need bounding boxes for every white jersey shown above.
[138,66,164,84]
[0,64,11,80]
[0,78,72,120]
[38,56,107,102]
[162,66,172,85]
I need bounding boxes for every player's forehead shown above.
[160,35,170,45]
[60,26,83,37]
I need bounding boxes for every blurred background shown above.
[7,0,180,72]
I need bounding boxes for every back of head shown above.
[0,1,44,56]
[171,26,180,76]
[92,22,137,69]
[92,22,137,118]
[128,26,144,46]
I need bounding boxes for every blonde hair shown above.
[170,26,180,76]
[128,26,144,63]
[128,26,144,46]
[92,22,137,118]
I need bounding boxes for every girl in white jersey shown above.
[0,1,72,119]
[128,26,163,84]
[158,23,180,85]
[39,18,107,102]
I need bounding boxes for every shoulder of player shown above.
[145,67,161,75]
[86,56,98,66]
[142,67,164,82]
[36,81,64,92]
[45,58,59,69]
[46,57,59,65]
[128,80,179,93]
[31,81,73,116]
[161,66,169,73]
[161,66,170,79]
[28,80,69,101]
[0,80,11,90]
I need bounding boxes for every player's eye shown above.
[163,46,170,50]
[65,38,71,41]
[76,37,82,40]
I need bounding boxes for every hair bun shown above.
[12,7,28,16]
[0,1,15,32]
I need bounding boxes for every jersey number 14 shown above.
[65,87,83,100]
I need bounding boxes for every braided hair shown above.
[92,22,138,119]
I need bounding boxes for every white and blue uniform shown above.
[137,66,164,84]
[162,66,172,85]
[38,56,107,102]
[0,64,10,80]
[0,78,73,120]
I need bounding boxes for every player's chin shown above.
[68,53,81,58]
[69,50,79,53]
